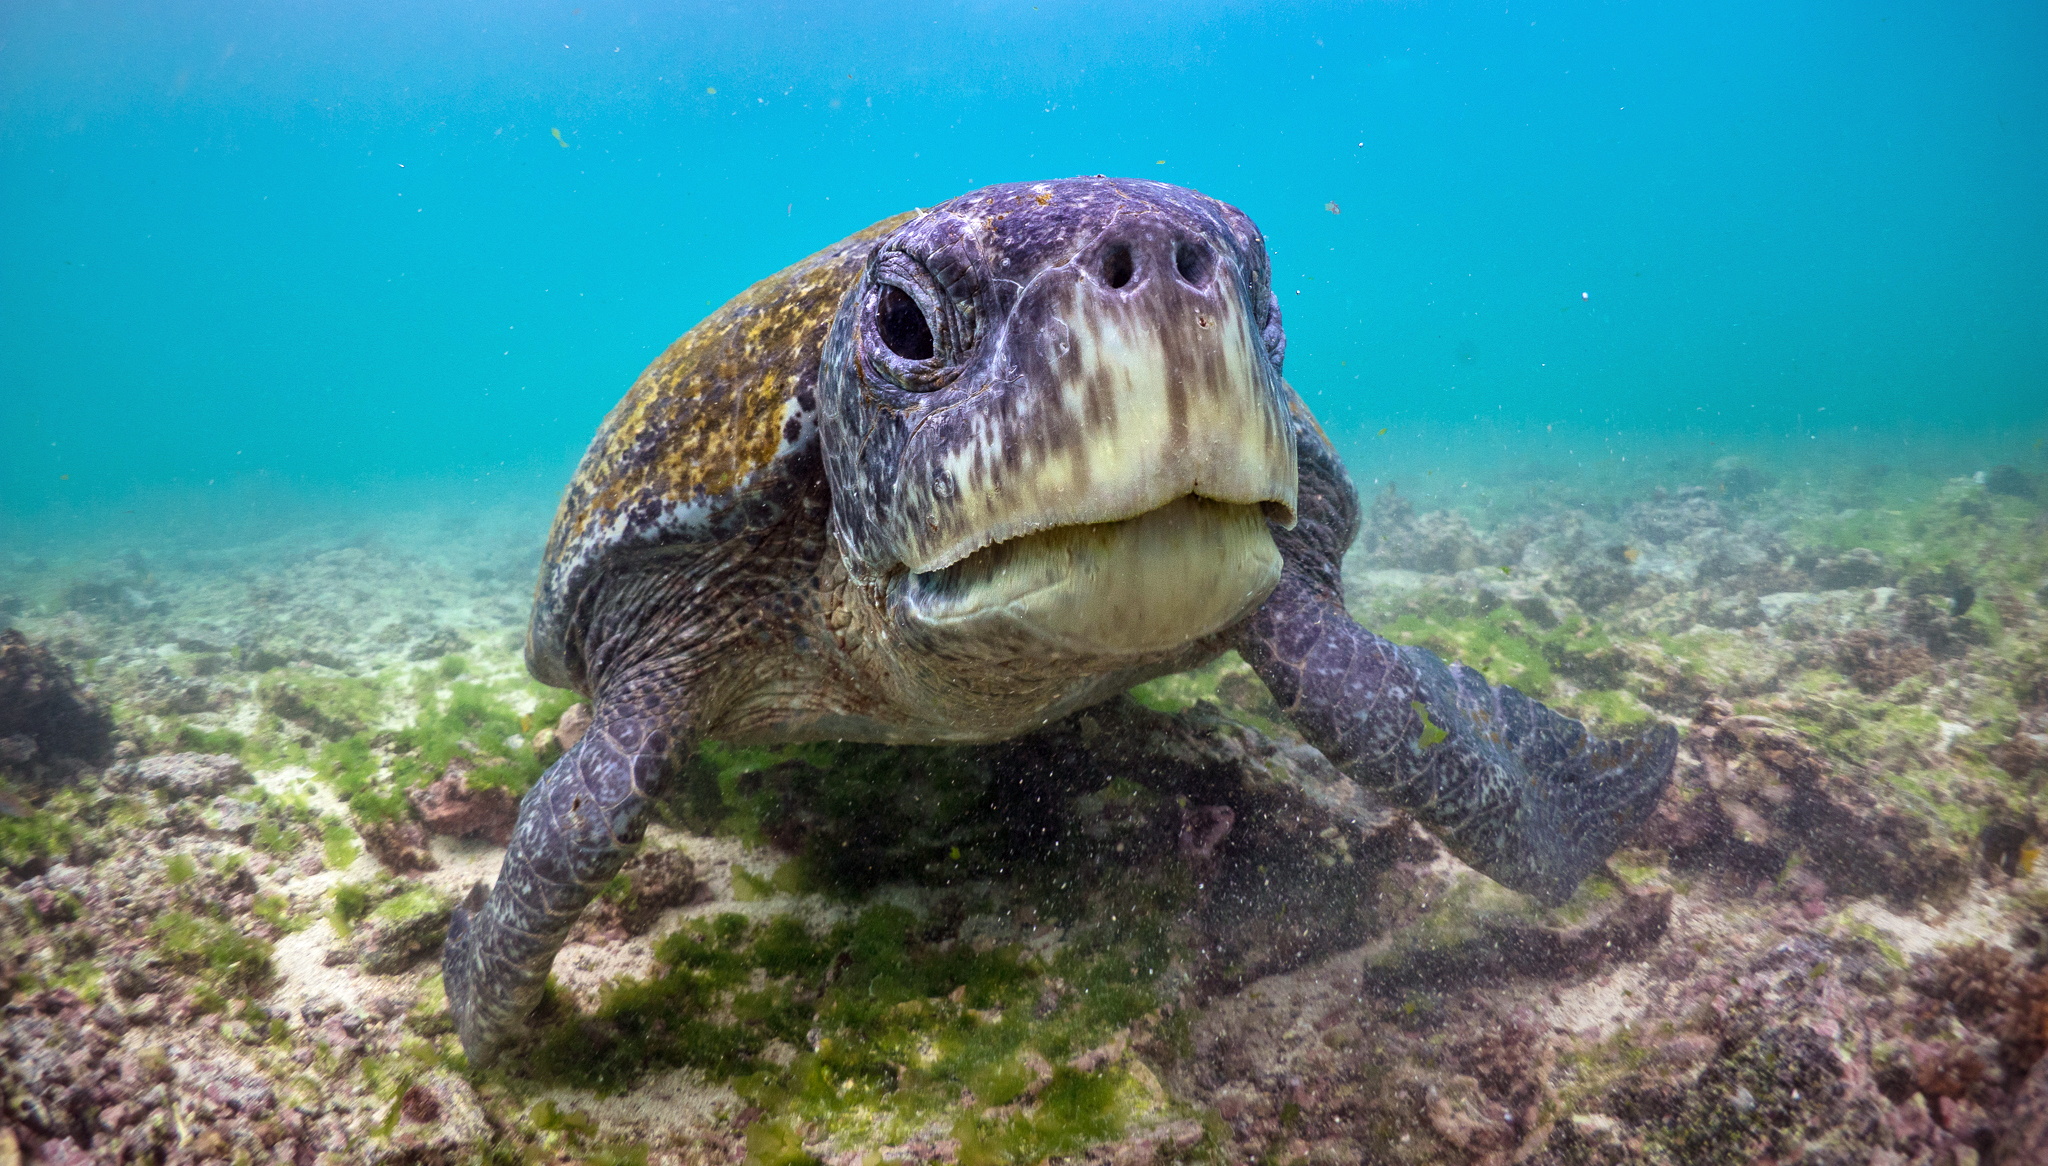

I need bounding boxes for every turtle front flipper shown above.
[1238,572,1675,906]
[443,705,682,1068]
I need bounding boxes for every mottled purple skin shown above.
[1238,412,1677,907]
[819,178,1288,583]
[443,176,1676,1069]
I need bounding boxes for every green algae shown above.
[252,892,305,933]
[152,909,273,992]
[393,680,577,796]
[164,853,199,885]
[1410,701,1448,747]
[1361,874,1543,985]
[322,817,361,869]
[1797,476,2048,589]
[372,886,450,925]
[513,900,1183,1162]
[259,671,385,741]
[172,724,248,755]
[1774,681,1946,772]
[1641,1025,1844,1166]
[0,795,81,874]
[675,739,1020,897]
[1128,650,1285,733]
[1380,605,1558,697]
[1565,686,1655,729]
[1374,604,1656,729]
[287,678,580,838]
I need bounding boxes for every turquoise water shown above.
[3,0,2044,546]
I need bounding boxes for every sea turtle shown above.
[443,177,1676,1066]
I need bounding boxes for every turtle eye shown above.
[876,286,935,361]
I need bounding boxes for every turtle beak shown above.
[896,234,1297,578]
[887,229,1296,657]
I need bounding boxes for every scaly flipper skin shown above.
[443,704,680,1068]
[1238,397,1676,906]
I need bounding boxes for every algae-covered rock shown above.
[1358,485,1515,573]
[408,757,518,844]
[366,1071,493,1164]
[356,815,438,874]
[569,845,704,942]
[115,752,248,801]
[352,885,456,975]
[257,671,381,741]
[1360,877,1671,994]
[1652,701,1972,908]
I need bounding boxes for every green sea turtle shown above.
[443,177,1676,1066]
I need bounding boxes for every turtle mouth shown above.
[894,494,1282,656]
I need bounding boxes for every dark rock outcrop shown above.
[0,630,113,781]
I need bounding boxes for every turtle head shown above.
[817,178,1297,664]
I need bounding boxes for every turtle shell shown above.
[527,212,914,692]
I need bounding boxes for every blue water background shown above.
[4,0,2044,553]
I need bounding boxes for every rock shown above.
[351,886,455,975]
[1812,547,1896,589]
[554,702,593,752]
[258,675,367,741]
[1356,486,1512,573]
[1713,456,1777,497]
[1479,578,1565,628]
[1360,881,1672,992]
[570,846,705,942]
[1667,706,1970,908]
[409,760,518,844]
[1991,710,2048,785]
[366,1071,491,1164]
[356,816,438,874]
[1624,486,1724,544]
[1837,630,1933,694]
[117,752,248,801]
[204,795,264,842]
[406,628,471,663]
[1986,464,2036,500]
[0,630,113,780]
[2001,1053,2048,1164]
[126,661,224,716]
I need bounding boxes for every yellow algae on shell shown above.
[528,211,913,688]
[558,212,913,550]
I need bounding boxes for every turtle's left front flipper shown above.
[1238,572,1675,906]
[442,702,684,1069]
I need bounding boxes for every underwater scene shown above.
[3,2,2046,1164]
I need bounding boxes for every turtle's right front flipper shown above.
[443,706,682,1069]
[1238,573,1675,907]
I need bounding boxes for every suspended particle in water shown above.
[551,128,569,148]
[1325,200,1341,215]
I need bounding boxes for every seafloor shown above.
[3,451,2047,1165]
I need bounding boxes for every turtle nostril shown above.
[1173,240,1212,286]
[1100,243,1134,289]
